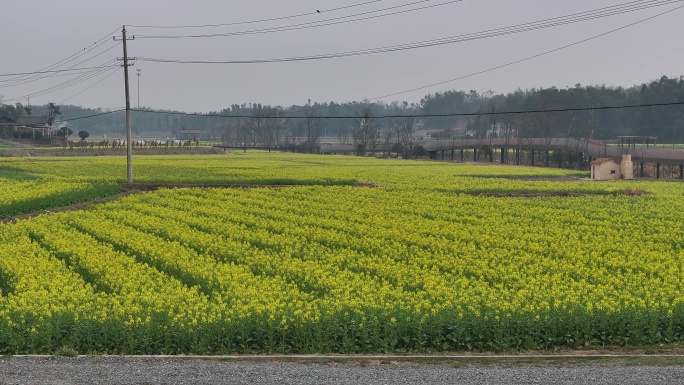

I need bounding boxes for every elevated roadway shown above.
[320,138,684,165]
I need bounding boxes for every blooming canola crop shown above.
[0,153,683,353]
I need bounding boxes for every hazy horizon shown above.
[3,0,683,113]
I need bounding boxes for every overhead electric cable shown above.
[0,65,122,78]
[57,106,125,112]
[0,43,122,87]
[136,0,683,64]
[367,3,684,102]
[3,60,120,103]
[134,0,458,39]
[71,110,123,130]
[129,0,383,28]
[130,101,684,120]
[257,1,684,117]
[59,67,122,104]
[60,109,125,122]
[0,69,115,82]
[1,26,121,85]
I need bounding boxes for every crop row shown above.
[1,168,684,353]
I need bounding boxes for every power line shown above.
[2,60,120,103]
[0,43,121,88]
[60,109,125,122]
[274,2,684,117]
[71,110,123,130]
[130,101,684,120]
[7,63,118,100]
[0,65,121,78]
[136,0,683,64]
[0,27,121,85]
[371,6,684,100]
[60,106,126,111]
[0,69,115,82]
[129,0,383,29]
[134,0,457,39]
[59,67,122,105]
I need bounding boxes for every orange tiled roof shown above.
[590,158,619,166]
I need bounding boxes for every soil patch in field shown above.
[506,176,587,181]
[470,189,651,198]
[466,175,587,181]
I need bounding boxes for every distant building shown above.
[178,129,203,140]
[590,154,633,180]
[0,116,53,139]
[0,116,16,137]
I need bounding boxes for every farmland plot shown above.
[0,153,683,354]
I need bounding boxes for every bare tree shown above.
[249,107,283,148]
[499,113,517,164]
[381,122,393,158]
[301,110,322,152]
[236,118,251,146]
[533,101,556,166]
[352,107,381,155]
[469,111,488,140]
[535,110,556,145]
[390,116,415,159]
[484,103,500,162]
[485,103,498,138]
[337,125,350,145]
[466,110,490,161]
[247,112,264,146]
[287,118,304,147]
[220,121,232,145]
[516,113,535,165]
[566,111,593,169]
[230,119,240,146]
[263,118,282,148]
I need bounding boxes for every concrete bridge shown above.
[319,138,684,179]
[423,138,684,164]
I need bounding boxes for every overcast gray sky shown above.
[2,0,683,113]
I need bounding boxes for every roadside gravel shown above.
[2,356,684,384]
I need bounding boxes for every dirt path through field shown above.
[2,354,684,385]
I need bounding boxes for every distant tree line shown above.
[2,75,684,148]
[421,75,684,143]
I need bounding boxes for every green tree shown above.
[47,102,61,125]
[12,102,25,121]
[391,142,404,157]
[78,130,89,141]
[56,126,73,138]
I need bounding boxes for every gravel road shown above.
[2,356,684,385]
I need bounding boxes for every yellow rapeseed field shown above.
[0,152,683,353]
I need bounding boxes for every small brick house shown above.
[590,154,633,180]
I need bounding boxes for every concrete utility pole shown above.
[114,26,135,183]
[137,69,141,109]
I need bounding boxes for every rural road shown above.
[2,356,684,384]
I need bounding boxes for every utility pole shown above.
[136,69,141,108]
[114,26,135,183]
